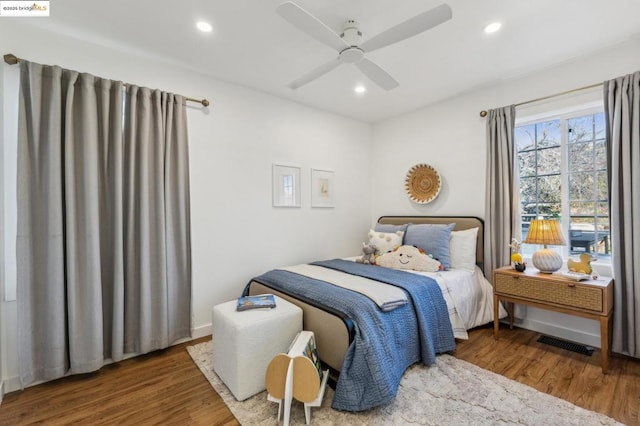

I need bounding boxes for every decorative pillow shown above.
[403,223,455,269]
[374,223,410,235]
[449,227,479,272]
[376,245,443,272]
[368,229,404,255]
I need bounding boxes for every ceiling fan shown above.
[276,2,452,91]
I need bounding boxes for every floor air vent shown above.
[537,335,594,356]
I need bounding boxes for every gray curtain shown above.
[605,70,640,358]
[122,85,192,354]
[17,61,192,386]
[484,106,518,278]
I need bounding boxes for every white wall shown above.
[372,38,640,347]
[0,48,5,404]
[0,21,372,392]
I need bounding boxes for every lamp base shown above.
[531,248,563,273]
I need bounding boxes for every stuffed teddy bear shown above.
[356,242,377,264]
[375,245,443,272]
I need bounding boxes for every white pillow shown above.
[368,229,404,255]
[449,227,478,272]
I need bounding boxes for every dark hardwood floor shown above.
[0,337,238,425]
[1,326,638,425]
[455,324,640,425]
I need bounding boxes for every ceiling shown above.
[26,0,640,122]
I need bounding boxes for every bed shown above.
[245,216,503,411]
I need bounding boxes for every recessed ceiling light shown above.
[196,21,213,33]
[354,84,367,94]
[483,22,502,34]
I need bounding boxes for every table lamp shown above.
[523,219,567,273]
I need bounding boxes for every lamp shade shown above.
[524,219,566,273]
[524,219,567,246]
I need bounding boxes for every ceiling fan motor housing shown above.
[341,20,362,46]
[340,20,364,63]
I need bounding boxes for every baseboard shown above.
[191,323,212,340]
[2,375,21,394]
[0,380,4,405]
[506,317,601,348]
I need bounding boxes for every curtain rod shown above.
[478,81,603,117]
[3,53,210,107]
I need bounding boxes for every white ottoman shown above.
[212,295,303,401]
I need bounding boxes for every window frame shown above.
[515,101,610,263]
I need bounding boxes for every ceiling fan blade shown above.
[288,57,343,89]
[276,1,349,51]
[360,3,452,53]
[355,58,399,90]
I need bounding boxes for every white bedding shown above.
[407,266,508,336]
[343,257,507,340]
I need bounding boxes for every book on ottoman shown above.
[236,294,276,311]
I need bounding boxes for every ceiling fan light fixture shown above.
[483,22,502,34]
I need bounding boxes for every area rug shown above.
[187,341,621,425]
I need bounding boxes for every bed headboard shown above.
[377,216,485,269]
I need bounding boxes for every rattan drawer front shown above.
[494,274,603,313]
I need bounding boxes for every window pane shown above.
[571,216,594,228]
[538,147,561,175]
[537,175,561,203]
[569,172,595,200]
[594,112,606,140]
[520,176,536,205]
[569,142,594,172]
[596,171,608,200]
[515,124,536,152]
[536,120,560,148]
[518,151,536,177]
[568,116,593,143]
[570,201,595,216]
[596,202,609,217]
[537,203,561,218]
[595,140,606,169]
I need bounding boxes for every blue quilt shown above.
[247,259,456,411]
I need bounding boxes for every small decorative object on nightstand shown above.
[509,238,526,271]
[567,253,593,274]
[523,219,567,273]
[492,266,613,373]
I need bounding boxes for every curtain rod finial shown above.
[4,53,19,65]
[202,99,210,107]
[479,110,487,118]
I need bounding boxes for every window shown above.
[515,108,610,260]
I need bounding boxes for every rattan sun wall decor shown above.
[405,163,441,204]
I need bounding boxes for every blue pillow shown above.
[403,223,455,269]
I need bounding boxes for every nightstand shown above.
[492,266,614,373]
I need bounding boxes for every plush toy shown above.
[356,242,377,264]
[375,245,443,272]
[567,253,592,274]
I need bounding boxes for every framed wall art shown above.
[311,168,334,208]
[272,164,301,207]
